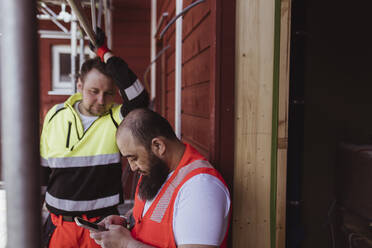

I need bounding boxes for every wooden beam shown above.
[275,0,291,247]
[233,0,276,247]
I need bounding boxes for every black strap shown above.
[109,109,119,128]
[48,104,66,123]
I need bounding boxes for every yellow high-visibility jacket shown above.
[40,93,123,217]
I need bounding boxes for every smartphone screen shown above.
[74,217,107,232]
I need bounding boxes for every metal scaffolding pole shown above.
[104,0,113,49]
[0,0,41,247]
[66,0,96,46]
[79,31,85,70]
[71,12,78,92]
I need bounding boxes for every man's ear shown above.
[151,137,166,157]
[77,78,83,93]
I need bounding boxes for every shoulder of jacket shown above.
[46,103,67,123]
[109,104,122,128]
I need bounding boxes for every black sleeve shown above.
[40,166,51,187]
[105,56,149,118]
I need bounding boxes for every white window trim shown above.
[48,45,93,95]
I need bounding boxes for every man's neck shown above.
[167,141,186,172]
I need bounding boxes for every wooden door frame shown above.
[233,0,291,247]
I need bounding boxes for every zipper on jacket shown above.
[66,121,72,148]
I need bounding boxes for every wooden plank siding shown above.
[112,0,151,84]
[158,0,213,157]
[155,2,236,246]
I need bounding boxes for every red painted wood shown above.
[182,137,209,159]
[113,2,150,83]
[208,0,218,167]
[113,22,150,35]
[155,5,236,228]
[166,90,174,110]
[166,52,175,74]
[181,114,210,150]
[182,15,212,63]
[182,47,210,87]
[166,71,175,91]
[182,82,210,118]
[218,0,235,184]
[182,0,211,38]
[165,108,175,128]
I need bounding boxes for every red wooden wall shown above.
[158,0,213,157]
[155,0,235,189]
[113,0,151,85]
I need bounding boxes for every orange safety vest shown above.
[131,144,229,248]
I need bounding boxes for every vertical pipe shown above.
[66,0,96,46]
[105,0,113,49]
[175,0,183,138]
[150,0,157,101]
[79,32,85,71]
[91,0,97,32]
[71,13,77,92]
[0,1,41,247]
[97,0,103,28]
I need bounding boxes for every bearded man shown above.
[90,108,231,248]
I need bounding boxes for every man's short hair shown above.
[120,108,178,150]
[79,57,111,82]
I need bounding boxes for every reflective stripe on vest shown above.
[45,192,120,211]
[44,153,121,168]
[41,157,48,167]
[150,159,213,223]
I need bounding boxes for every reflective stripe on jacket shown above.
[40,93,123,216]
[131,144,229,247]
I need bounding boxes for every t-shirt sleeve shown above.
[173,174,231,246]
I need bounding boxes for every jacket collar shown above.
[64,93,82,108]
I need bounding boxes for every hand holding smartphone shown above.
[74,217,108,232]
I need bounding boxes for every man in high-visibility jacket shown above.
[40,29,149,248]
[90,108,231,248]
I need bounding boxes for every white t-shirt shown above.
[143,173,230,246]
[74,102,98,132]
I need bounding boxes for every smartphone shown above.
[74,217,108,232]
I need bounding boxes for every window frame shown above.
[48,44,92,95]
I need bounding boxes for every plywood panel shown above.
[234,0,276,247]
[276,0,291,247]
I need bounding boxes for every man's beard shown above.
[138,153,170,201]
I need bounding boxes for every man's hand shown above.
[90,224,132,248]
[89,27,110,61]
[99,215,127,229]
